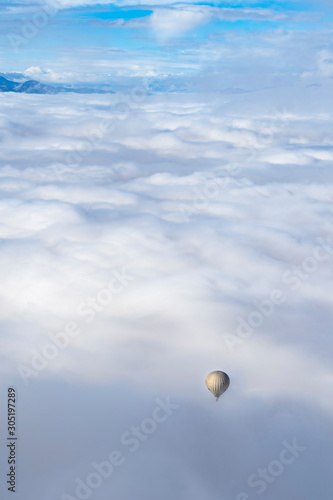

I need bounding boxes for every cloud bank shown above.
[0,81,332,499]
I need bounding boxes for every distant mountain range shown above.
[0,76,115,94]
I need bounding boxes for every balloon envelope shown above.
[205,371,230,400]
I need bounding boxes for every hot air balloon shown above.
[205,371,230,401]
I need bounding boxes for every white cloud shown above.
[149,5,212,38]
[1,82,333,499]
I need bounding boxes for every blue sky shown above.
[0,0,331,85]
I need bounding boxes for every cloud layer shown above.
[0,82,333,499]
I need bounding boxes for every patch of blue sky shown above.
[77,8,153,21]
[0,45,61,69]
[193,0,330,12]
[218,18,283,30]
[193,18,284,38]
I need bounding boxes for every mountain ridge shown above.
[0,76,115,94]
